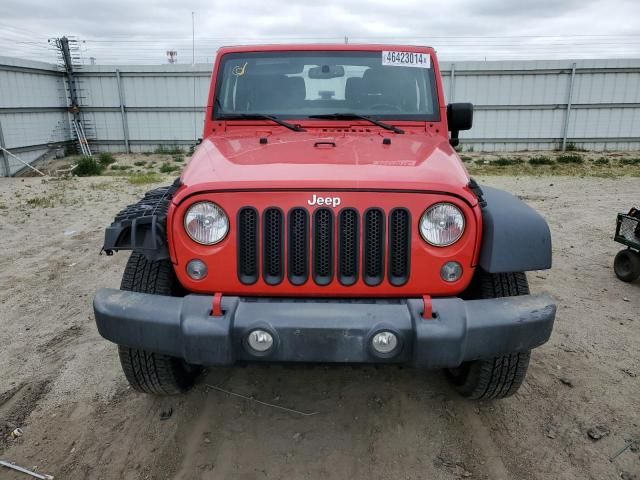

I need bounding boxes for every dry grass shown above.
[465,152,640,177]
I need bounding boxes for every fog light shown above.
[440,261,462,282]
[186,259,207,280]
[371,331,398,354]
[247,329,274,353]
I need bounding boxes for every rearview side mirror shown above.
[447,103,473,147]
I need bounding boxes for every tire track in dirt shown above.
[165,366,517,480]
[0,380,51,454]
[452,399,512,479]
[170,387,226,479]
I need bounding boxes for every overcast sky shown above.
[2,0,640,64]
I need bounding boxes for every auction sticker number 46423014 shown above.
[382,51,431,68]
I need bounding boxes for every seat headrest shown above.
[345,77,364,107]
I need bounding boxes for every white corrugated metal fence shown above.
[1,55,639,175]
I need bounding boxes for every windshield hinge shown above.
[468,178,486,207]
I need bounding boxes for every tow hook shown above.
[422,295,433,319]
[211,292,223,316]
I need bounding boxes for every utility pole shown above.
[57,37,92,156]
[57,36,92,156]
[192,11,197,145]
[561,62,577,152]
[60,37,80,115]
[192,11,195,65]
[0,120,9,176]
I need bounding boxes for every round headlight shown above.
[420,203,465,246]
[184,201,229,245]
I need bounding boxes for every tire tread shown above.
[447,270,532,400]
[614,249,640,282]
[117,252,198,395]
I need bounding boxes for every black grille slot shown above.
[388,208,411,286]
[338,208,359,285]
[313,208,334,285]
[288,208,309,285]
[237,207,258,284]
[363,209,385,286]
[262,208,283,285]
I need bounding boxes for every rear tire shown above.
[117,252,201,395]
[614,249,640,283]
[445,271,532,400]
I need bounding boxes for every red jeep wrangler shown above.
[94,45,555,400]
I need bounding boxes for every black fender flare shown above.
[102,178,181,261]
[477,185,552,273]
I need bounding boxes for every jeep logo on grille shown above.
[308,194,341,208]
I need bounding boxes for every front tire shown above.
[117,252,201,395]
[445,271,532,400]
[614,249,640,282]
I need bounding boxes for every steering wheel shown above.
[369,103,401,112]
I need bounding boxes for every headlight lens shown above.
[420,203,465,246]
[184,201,229,245]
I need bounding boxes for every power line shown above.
[2,30,640,64]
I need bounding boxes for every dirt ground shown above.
[0,172,639,480]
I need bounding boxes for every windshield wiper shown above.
[308,113,405,134]
[216,113,306,132]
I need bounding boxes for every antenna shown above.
[52,36,94,156]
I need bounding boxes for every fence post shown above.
[0,120,9,177]
[561,62,577,151]
[450,63,456,102]
[115,69,131,153]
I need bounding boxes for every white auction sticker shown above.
[382,51,431,68]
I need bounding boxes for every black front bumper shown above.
[93,289,556,368]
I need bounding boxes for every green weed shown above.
[127,173,162,185]
[491,157,524,167]
[160,162,180,173]
[529,156,555,166]
[98,152,116,166]
[619,158,640,165]
[564,143,588,152]
[74,156,104,176]
[557,154,584,164]
[155,145,184,155]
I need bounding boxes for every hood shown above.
[178,130,474,203]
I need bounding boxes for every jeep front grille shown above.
[237,206,411,287]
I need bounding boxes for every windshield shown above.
[213,51,439,121]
